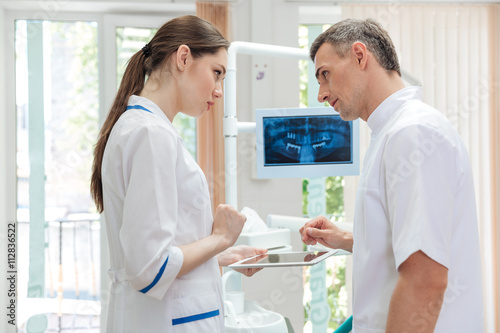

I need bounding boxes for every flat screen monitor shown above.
[255,107,359,179]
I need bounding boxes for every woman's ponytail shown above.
[90,51,148,213]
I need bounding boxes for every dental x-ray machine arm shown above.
[223,41,309,208]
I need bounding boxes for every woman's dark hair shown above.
[310,18,401,76]
[91,15,230,213]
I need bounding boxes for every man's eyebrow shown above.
[315,66,322,80]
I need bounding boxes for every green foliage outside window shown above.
[302,176,345,219]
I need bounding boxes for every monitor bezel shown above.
[255,107,360,179]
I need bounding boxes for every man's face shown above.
[314,42,365,121]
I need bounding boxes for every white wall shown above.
[234,1,303,217]
[232,1,305,332]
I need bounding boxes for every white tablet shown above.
[228,250,338,269]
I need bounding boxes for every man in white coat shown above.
[300,18,484,333]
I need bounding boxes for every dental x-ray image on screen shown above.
[263,115,351,165]
[255,108,359,179]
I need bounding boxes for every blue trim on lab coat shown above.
[126,105,153,113]
[172,309,220,326]
[139,256,169,294]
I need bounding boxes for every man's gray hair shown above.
[310,18,401,76]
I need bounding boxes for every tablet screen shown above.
[228,250,338,268]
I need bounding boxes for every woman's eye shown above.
[215,70,222,78]
[322,71,328,79]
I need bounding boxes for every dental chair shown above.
[333,315,352,333]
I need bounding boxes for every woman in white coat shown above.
[90,15,265,332]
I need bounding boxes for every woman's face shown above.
[178,47,227,118]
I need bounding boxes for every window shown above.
[16,19,101,331]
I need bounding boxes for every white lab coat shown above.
[352,87,484,332]
[101,95,225,332]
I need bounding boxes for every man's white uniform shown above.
[102,95,224,332]
[352,87,484,332]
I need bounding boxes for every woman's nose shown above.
[214,88,223,99]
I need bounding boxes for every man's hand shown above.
[299,216,353,252]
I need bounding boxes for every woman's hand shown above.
[212,204,247,251]
[177,206,246,278]
[217,245,268,277]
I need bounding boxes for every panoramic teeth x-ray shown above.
[263,115,352,165]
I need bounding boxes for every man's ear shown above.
[176,44,191,71]
[352,42,368,70]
